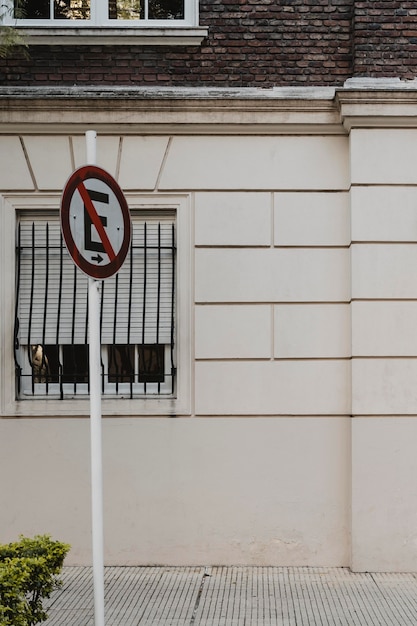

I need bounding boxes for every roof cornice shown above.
[0,86,343,135]
[336,78,417,130]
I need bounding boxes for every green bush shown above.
[0,535,70,626]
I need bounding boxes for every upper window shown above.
[9,0,197,26]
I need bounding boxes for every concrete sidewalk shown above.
[44,566,417,625]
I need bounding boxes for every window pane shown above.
[108,0,141,19]
[138,344,164,383]
[62,345,89,383]
[54,0,90,19]
[31,344,60,383]
[108,345,135,383]
[15,0,49,19]
[148,0,184,19]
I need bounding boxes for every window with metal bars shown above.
[14,211,176,400]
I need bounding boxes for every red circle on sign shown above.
[61,165,131,279]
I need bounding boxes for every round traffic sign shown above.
[61,165,131,279]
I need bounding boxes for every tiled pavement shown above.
[44,566,417,625]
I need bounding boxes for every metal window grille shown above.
[14,211,176,400]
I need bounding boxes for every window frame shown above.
[8,0,197,26]
[2,0,208,45]
[0,192,192,417]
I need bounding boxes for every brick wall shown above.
[1,0,353,86]
[1,1,417,87]
[353,1,417,79]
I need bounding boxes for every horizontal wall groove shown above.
[195,245,352,249]
[193,414,352,419]
[195,301,352,305]
[351,183,417,188]
[195,357,352,362]
[352,241,417,245]
[352,356,417,360]
[351,298,417,302]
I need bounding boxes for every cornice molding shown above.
[336,79,417,130]
[4,84,417,134]
[0,86,343,135]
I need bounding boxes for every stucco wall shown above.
[0,121,352,566]
[350,127,417,571]
[0,418,351,566]
[2,86,417,570]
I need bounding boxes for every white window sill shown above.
[16,26,208,46]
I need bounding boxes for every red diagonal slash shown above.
[77,181,116,262]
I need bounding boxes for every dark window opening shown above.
[139,344,164,383]
[14,0,91,18]
[148,0,184,19]
[62,345,89,384]
[15,0,50,18]
[108,345,135,383]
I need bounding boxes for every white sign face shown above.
[61,165,131,279]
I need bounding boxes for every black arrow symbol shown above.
[91,254,104,264]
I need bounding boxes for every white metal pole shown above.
[86,129,97,166]
[86,130,105,626]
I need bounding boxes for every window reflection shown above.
[54,0,90,20]
[109,0,140,20]
[15,0,49,19]
[31,344,59,383]
[149,0,183,19]
[14,0,184,20]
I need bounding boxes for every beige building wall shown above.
[1,84,417,570]
[349,126,417,572]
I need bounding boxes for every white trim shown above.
[12,26,208,45]
[0,192,192,417]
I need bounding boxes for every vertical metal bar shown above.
[141,222,147,394]
[42,223,49,394]
[71,264,78,393]
[85,279,91,394]
[85,278,89,345]
[28,222,36,395]
[112,273,119,394]
[100,281,105,393]
[57,231,64,399]
[170,223,176,394]
[127,240,133,398]
[14,222,22,396]
[156,223,161,393]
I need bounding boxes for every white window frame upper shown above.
[2,0,208,45]
[0,192,192,417]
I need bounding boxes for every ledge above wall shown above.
[337,78,417,130]
[0,86,342,135]
[3,82,417,135]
